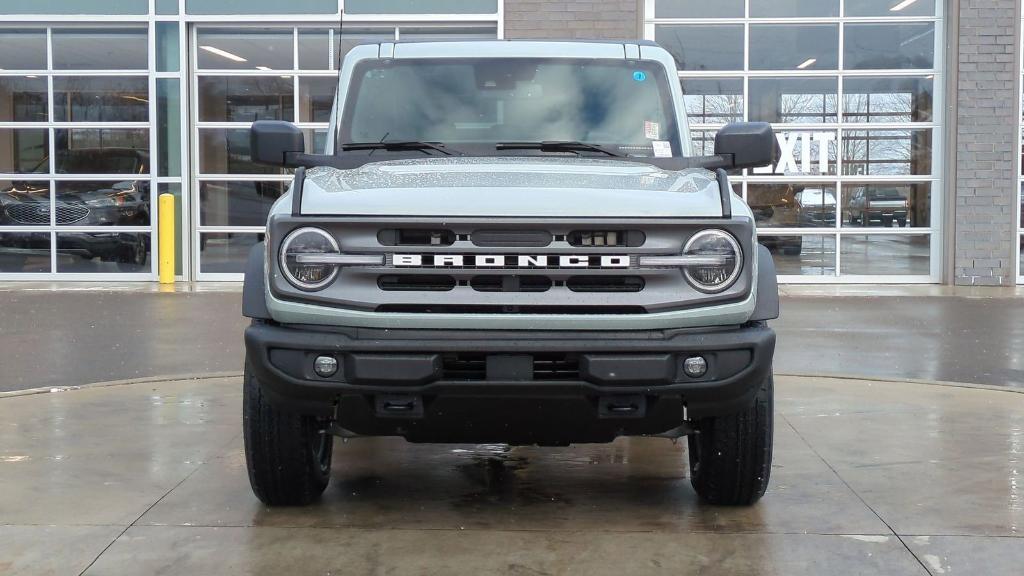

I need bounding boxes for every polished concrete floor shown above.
[1,374,1021,575]
[1,287,1023,392]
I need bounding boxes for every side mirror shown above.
[714,122,779,170]
[251,120,305,167]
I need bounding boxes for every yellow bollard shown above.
[158,193,175,284]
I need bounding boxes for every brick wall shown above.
[503,0,640,40]
[953,0,1021,285]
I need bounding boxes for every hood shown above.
[297,157,726,218]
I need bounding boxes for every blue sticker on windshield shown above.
[633,71,647,82]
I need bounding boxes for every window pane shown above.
[156,0,179,15]
[680,78,743,125]
[754,130,838,177]
[762,235,836,276]
[199,128,285,175]
[0,129,49,173]
[656,25,744,72]
[0,0,148,14]
[750,0,839,17]
[690,129,716,156]
[843,183,931,228]
[298,29,330,70]
[840,235,931,275]
[749,184,838,228]
[54,129,149,174]
[157,79,181,178]
[199,181,287,227]
[299,77,335,123]
[199,233,263,274]
[52,28,148,70]
[843,77,934,123]
[841,129,932,176]
[0,77,48,123]
[0,232,50,273]
[345,0,497,14]
[0,30,47,70]
[187,0,336,14]
[749,77,838,124]
[54,180,150,226]
[56,232,150,273]
[303,129,329,154]
[845,23,935,70]
[196,28,294,70]
[197,76,295,122]
[654,0,743,18]
[846,0,936,17]
[0,180,51,226]
[54,77,149,123]
[749,25,839,71]
[157,22,180,73]
[395,26,497,42]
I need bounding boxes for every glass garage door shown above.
[191,25,496,280]
[646,0,945,283]
[0,26,155,279]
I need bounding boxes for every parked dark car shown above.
[848,187,909,227]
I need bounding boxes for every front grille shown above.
[378,275,455,291]
[5,202,90,225]
[442,353,486,380]
[470,275,552,293]
[376,304,647,314]
[533,353,580,380]
[440,353,580,381]
[566,276,645,293]
[567,230,645,247]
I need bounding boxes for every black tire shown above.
[687,371,773,506]
[243,359,333,505]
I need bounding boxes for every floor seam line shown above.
[778,412,934,575]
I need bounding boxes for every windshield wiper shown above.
[341,141,460,156]
[496,141,625,157]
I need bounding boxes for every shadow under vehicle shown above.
[848,187,909,227]
[0,148,150,272]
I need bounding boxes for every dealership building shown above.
[0,0,1019,285]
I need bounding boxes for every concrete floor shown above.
[0,374,1021,575]
[1,287,1023,392]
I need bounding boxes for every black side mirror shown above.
[251,120,305,167]
[714,122,779,170]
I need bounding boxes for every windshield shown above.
[339,57,684,157]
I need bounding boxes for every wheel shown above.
[243,357,333,505]
[687,371,773,506]
[897,217,908,228]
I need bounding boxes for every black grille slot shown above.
[567,276,645,293]
[378,229,456,246]
[376,304,647,314]
[567,230,645,247]
[378,275,456,291]
[442,353,486,380]
[471,275,552,292]
[533,353,580,380]
[471,229,552,247]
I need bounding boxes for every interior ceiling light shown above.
[796,58,817,69]
[890,0,919,11]
[200,45,247,62]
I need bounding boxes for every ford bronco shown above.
[242,40,780,507]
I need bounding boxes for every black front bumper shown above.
[245,322,775,444]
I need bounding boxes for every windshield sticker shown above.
[652,141,672,158]
[644,121,660,140]
[632,70,647,82]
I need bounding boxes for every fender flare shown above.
[242,242,271,320]
[751,244,780,321]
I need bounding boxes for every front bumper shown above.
[245,321,775,443]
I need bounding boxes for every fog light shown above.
[683,356,708,378]
[314,355,338,378]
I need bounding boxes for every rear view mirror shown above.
[251,121,306,167]
[714,122,779,170]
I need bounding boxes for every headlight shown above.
[681,229,742,292]
[280,227,340,291]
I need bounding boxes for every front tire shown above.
[687,371,773,505]
[243,359,333,505]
